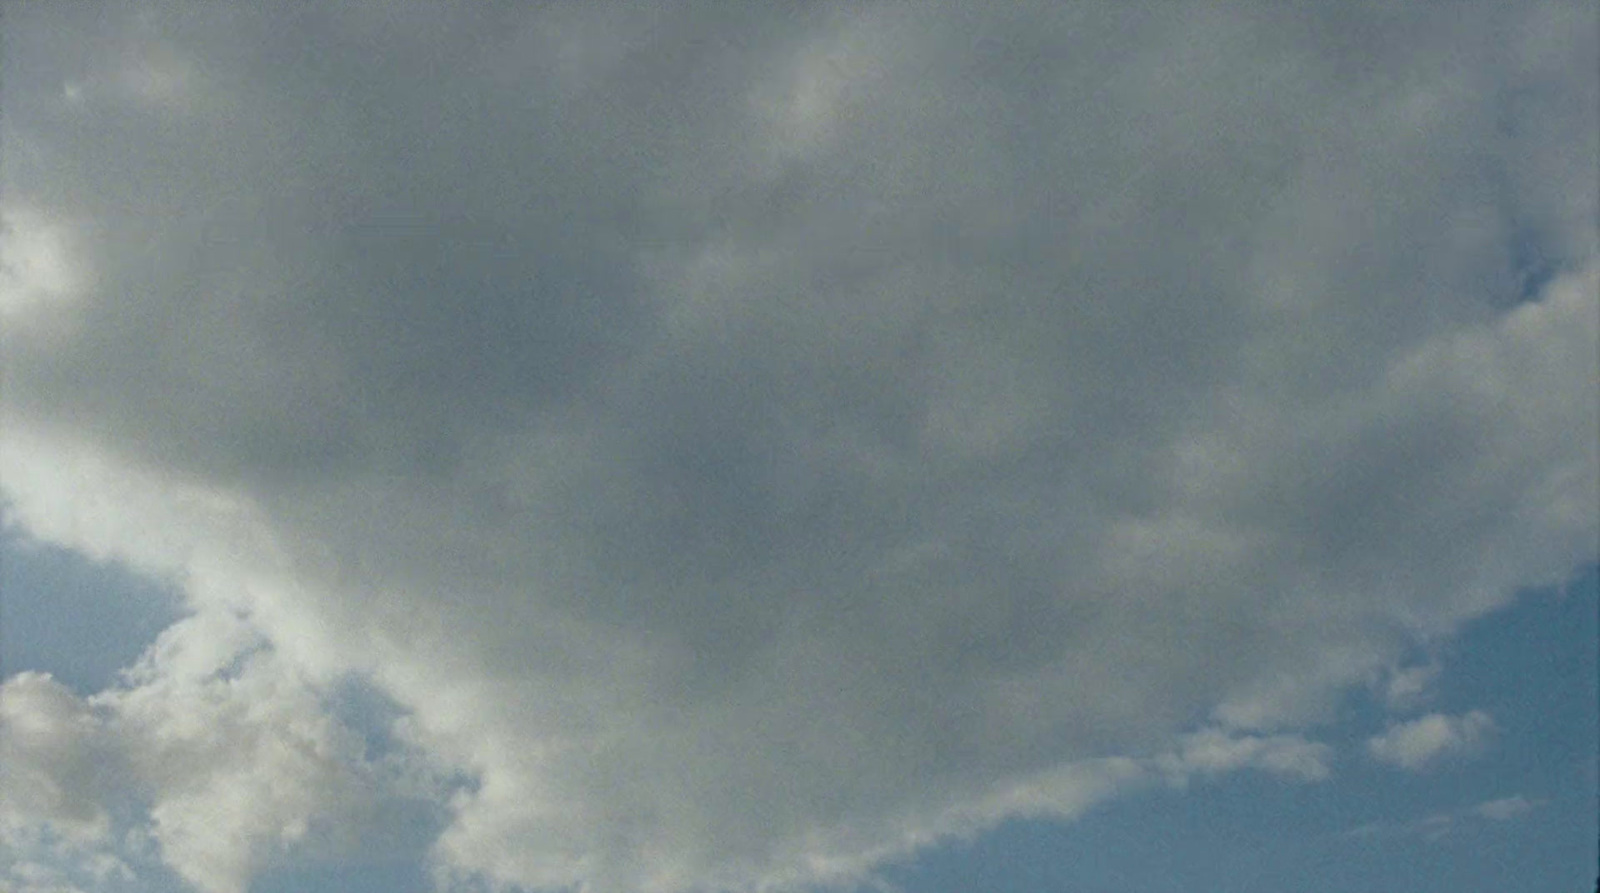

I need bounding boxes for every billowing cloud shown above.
[0,610,403,893]
[1,1,1595,892]
[1,672,118,840]
[1365,710,1496,771]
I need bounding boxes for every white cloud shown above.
[0,206,86,320]
[1366,711,1496,771]
[0,615,398,893]
[1382,662,1442,711]
[106,620,376,893]
[1348,794,1542,840]
[0,1,1594,891]
[1472,795,1539,821]
[1157,728,1333,784]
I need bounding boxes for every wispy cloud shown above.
[1381,662,1442,711]
[1156,728,1333,785]
[1347,795,1544,841]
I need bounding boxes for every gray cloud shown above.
[1,1,1595,891]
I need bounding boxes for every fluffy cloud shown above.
[1,672,118,840]
[1,1,1595,892]
[0,612,401,893]
[1365,710,1496,771]
[106,616,382,893]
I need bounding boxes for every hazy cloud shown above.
[1470,795,1538,821]
[1381,662,1442,712]
[1348,794,1542,841]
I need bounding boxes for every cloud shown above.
[105,615,380,893]
[0,206,85,319]
[1348,794,1543,841]
[0,1,1595,892]
[1381,662,1442,711]
[1365,711,1496,771]
[1,672,118,840]
[0,613,409,893]
[1156,729,1333,784]
[1471,795,1538,821]
[0,814,156,893]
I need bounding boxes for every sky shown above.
[0,3,1595,893]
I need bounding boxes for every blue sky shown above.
[0,535,184,695]
[2,3,1596,893]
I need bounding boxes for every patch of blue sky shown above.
[0,531,184,695]
[1506,225,1565,304]
[325,673,415,764]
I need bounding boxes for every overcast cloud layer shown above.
[2,3,1596,892]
